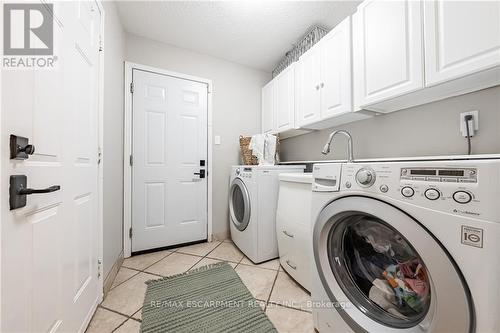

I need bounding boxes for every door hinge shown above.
[98,147,102,165]
[97,258,102,278]
[129,154,133,166]
[129,227,133,238]
[98,36,103,52]
[130,82,134,93]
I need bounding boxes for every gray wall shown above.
[102,1,125,278]
[125,33,271,240]
[280,86,500,161]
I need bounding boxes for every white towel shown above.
[249,134,277,165]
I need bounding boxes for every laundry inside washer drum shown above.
[328,215,431,327]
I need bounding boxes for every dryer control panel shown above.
[234,167,253,178]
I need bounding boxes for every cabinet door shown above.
[296,46,321,127]
[275,64,295,132]
[354,0,423,107]
[424,1,500,86]
[261,80,275,134]
[320,16,352,119]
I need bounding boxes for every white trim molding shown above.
[96,0,105,304]
[123,62,214,258]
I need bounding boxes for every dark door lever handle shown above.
[19,185,60,195]
[9,175,60,210]
[193,170,206,178]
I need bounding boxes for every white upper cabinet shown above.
[320,17,352,119]
[296,44,321,127]
[296,16,371,129]
[353,0,499,112]
[424,1,500,86]
[353,0,424,108]
[261,80,275,134]
[274,64,296,132]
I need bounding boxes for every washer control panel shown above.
[398,167,477,204]
[401,167,477,183]
[337,159,500,221]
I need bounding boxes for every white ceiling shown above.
[116,1,361,72]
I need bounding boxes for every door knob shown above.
[10,134,35,160]
[9,175,60,210]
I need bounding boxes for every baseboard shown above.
[212,230,230,242]
[103,251,124,297]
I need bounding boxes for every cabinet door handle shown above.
[286,260,297,270]
[320,82,324,88]
[282,230,294,238]
[315,85,320,90]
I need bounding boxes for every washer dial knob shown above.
[401,186,415,198]
[453,191,472,204]
[424,188,440,200]
[356,168,376,187]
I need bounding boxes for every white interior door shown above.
[131,69,208,252]
[1,2,101,332]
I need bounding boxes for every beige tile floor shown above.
[87,240,314,333]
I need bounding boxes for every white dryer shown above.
[311,157,500,333]
[229,165,305,263]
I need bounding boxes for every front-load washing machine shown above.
[310,156,500,333]
[229,165,304,263]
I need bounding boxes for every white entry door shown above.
[1,1,102,332]
[131,69,208,252]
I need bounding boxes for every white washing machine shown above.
[229,165,305,263]
[310,157,500,333]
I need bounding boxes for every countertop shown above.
[279,154,500,165]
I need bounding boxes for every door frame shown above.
[96,0,106,303]
[123,62,213,258]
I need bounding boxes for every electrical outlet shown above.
[460,110,479,137]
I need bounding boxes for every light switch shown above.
[214,135,221,145]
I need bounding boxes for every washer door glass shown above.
[328,214,431,328]
[229,178,250,231]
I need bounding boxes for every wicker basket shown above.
[272,25,329,78]
[239,135,280,165]
[239,136,259,165]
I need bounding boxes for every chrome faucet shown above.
[321,130,354,163]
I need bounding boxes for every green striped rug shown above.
[140,262,277,333]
